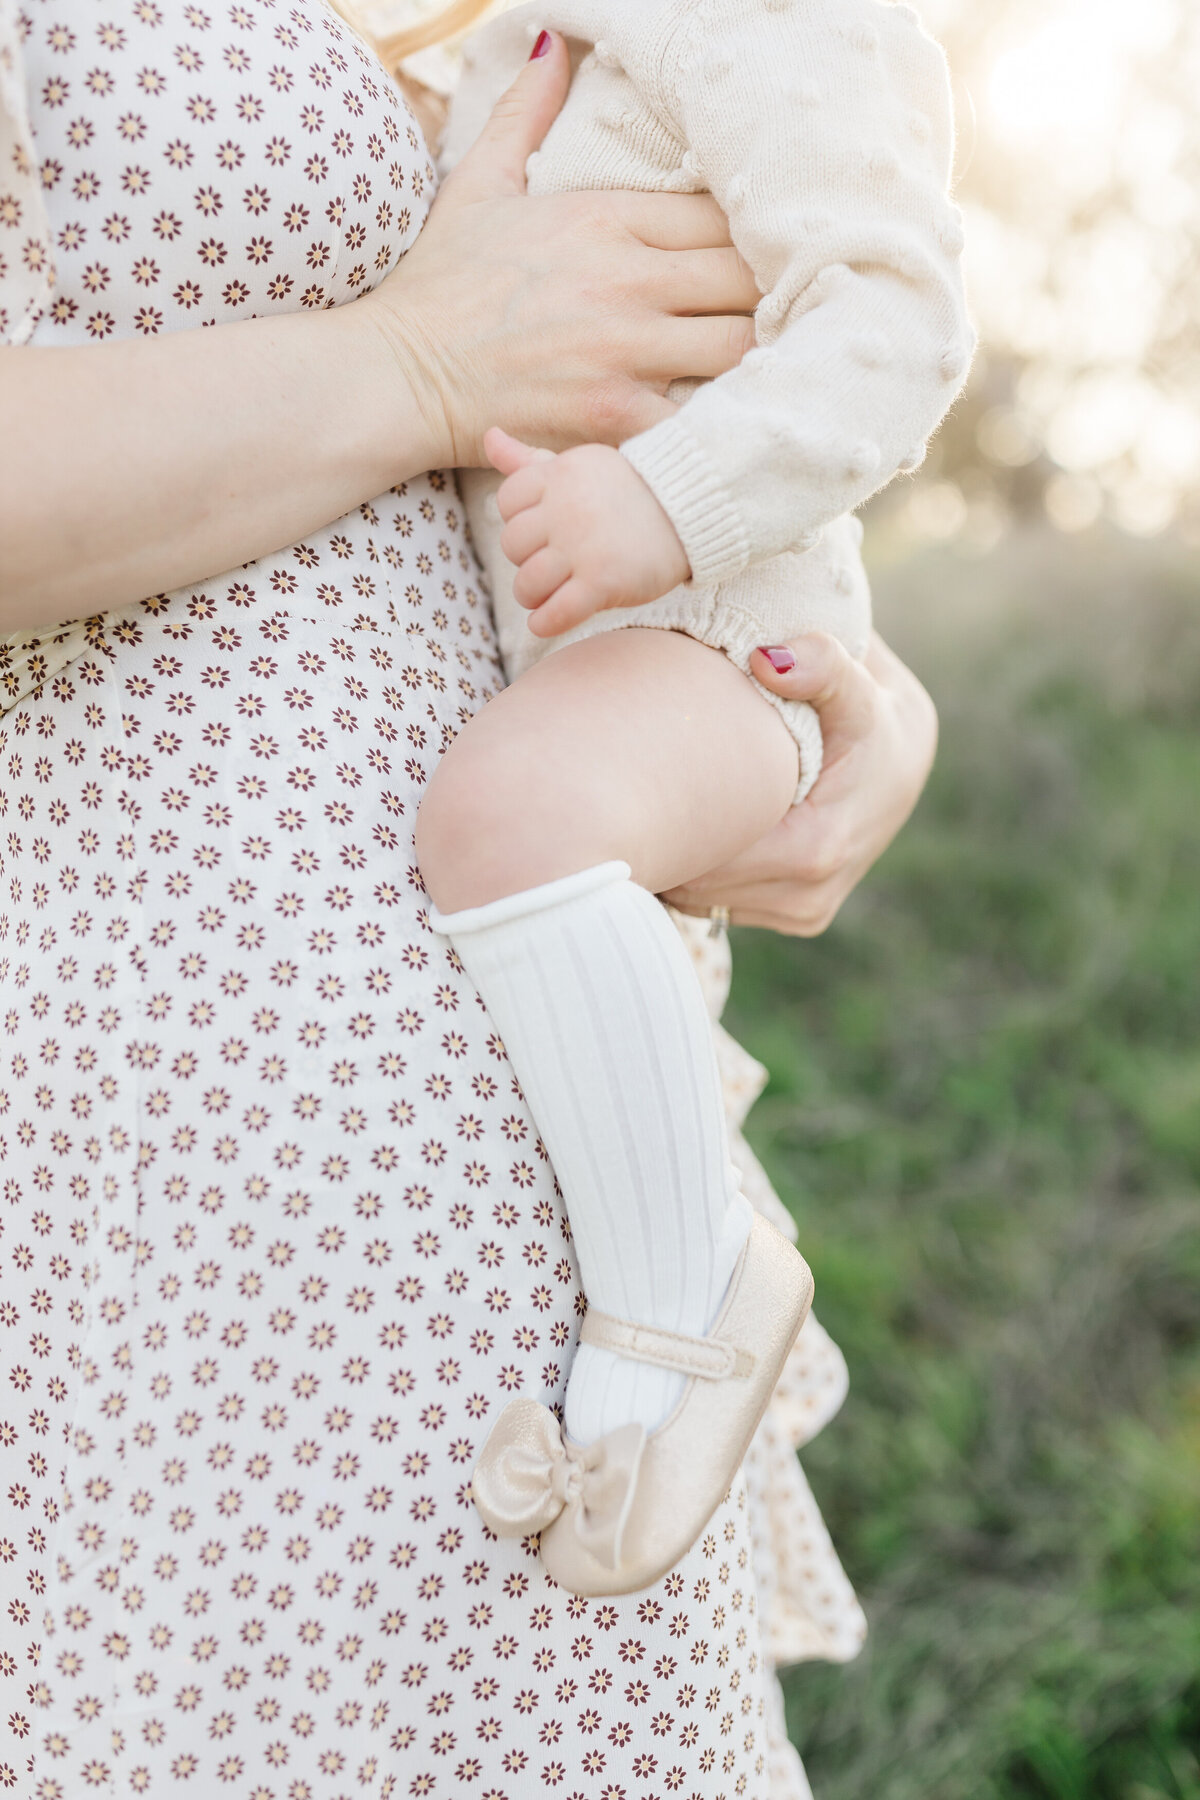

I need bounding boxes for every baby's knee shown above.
[417,735,518,914]
[416,721,585,915]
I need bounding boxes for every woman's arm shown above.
[0,307,429,634]
[663,632,938,935]
[0,35,758,634]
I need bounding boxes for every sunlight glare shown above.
[987,0,1177,148]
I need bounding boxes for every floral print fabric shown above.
[0,0,51,342]
[0,4,865,1796]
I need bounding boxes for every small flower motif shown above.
[0,14,790,1792]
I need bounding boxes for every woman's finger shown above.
[749,633,878,762]
[664,846,842,937]
[611,190,737,251]
[636,313,758,384]
[639,243,761,317]
[439,32,571,205]
[663,633,937,936]
[607,389,679,442]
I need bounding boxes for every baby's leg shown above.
[418,626,799,907]
[417,630,799,1446]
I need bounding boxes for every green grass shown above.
[725,528,1200,1800]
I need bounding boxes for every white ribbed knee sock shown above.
[430,862,752,1445]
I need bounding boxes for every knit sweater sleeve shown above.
[619,0,975,588]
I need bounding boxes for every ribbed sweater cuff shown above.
[621,418,751,588]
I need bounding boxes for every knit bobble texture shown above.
[866,144,900,177]
[892,243,930,282]
[815,262,853,296]
[843,21,879,55]
[852,330,892,368]
[847,441,882,480]
[446,0,974,657]
[937,209,966,254]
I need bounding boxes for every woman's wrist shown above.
[348,284,456,483]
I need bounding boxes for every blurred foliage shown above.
[727,532,1200,1798]
[408,0,1200,537]
[874,0,1200,543]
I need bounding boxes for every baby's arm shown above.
[616,0,975,588]
[486,428,689,636]
[486,0,974,634]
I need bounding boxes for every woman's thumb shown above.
[444,31,570,203]
[750,633,877,761]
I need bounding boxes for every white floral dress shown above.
[0,3,865,1796]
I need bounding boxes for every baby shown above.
[415,0,972,1596]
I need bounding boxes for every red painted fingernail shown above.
[529,29,551,58]
[759,646,796,674]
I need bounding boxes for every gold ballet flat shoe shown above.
[471,1210,813,1597]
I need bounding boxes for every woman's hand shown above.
[367,32,761,468]
[662,632,938,935]
[0,31,757,634]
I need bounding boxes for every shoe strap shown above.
[580,1310,755,1381]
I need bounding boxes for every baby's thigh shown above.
[416,627,798,906]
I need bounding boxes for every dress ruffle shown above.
[673,910,868,1797]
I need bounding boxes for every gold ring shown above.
[708,906,731,938]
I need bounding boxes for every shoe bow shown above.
[471,1397,646,1570]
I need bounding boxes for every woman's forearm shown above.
[0,302,440,633]
[0,37,762,636]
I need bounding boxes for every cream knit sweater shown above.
[446,0,973,792]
